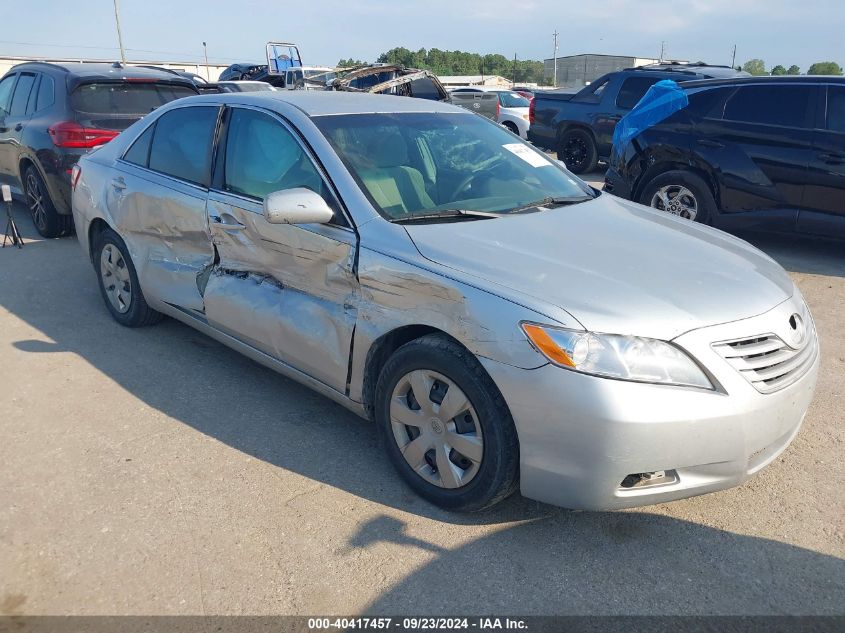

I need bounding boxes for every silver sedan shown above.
[71,92,819,511]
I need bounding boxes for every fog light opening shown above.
[619,470,678,489]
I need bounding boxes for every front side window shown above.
[0,74,16,114]
[723,85,812,128]
[223,108,325,201]
[148,107,218,185]
[314,112,594,220]
[616,76,661,109]
[9,73,36,116]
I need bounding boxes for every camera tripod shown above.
[3,200,24,249]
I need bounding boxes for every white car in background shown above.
[449,87,531,138]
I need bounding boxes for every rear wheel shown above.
[94,228,163,327]
[25,166,72,238]
[557,128,598,174]
[639,170,716,225]
[502,121,519,136]
[375,334,519,512]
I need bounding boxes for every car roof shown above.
[681,75,845,89]
[9,61,195,81]
[176,90,461,116]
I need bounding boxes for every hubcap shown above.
[650,185,699,221]
[26,172,47,231]
[100,244,132,314]
[389,369,483,489]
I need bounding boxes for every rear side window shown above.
[36,75,55,111]
[723,85,813,128]
[123,124,155,167]
[0,74,15,113]
[825,86,845,133]
[616,76,661,109]
[148,107,218,186]
[9,72,36,116]
[70,82,196,115]
[572,76,610,104]
[498,92,530,107]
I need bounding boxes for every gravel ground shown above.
[0,198,842,616]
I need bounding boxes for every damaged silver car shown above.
[71,92,819,511]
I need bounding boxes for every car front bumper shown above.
[480,297,819,510]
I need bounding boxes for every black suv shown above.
[0,63,198,237]
[604,76,845,239]
[528,63,747,173]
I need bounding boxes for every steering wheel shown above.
[454,172,483,198]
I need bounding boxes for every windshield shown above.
[313,112,593,220]
[305,69,337,82]
[498,92,530,107]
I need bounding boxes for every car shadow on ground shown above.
[1,228,843,613]
[735,231,845,279]
[350,513,844,614]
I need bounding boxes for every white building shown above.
[438,74,513,89]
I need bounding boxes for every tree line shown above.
[338,47,546,83]
[741,59,843,76]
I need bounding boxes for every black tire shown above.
[375,334,519,512]
[93,228,163,327]
[25,166,73,238]
[557,128,598,174]
[502,121,519,135]
[639,170,716,225]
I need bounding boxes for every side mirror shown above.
[263,188,334,225]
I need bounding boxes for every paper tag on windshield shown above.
[503,143,551,168]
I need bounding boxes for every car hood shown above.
[405,195,794,340]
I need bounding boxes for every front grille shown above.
[712,325,817,394]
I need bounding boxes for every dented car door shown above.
[113,105,220,312]
[202,106,358,392]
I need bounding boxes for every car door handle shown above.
[818,152,845,164]
[110,177,126,190]
[210,215,246,231]
[697,139,724,148]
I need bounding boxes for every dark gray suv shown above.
[0,62,197,237]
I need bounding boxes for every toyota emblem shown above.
[788,313,806,347]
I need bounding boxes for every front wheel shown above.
[557,128,598,174]
[375,334,519,512]
[639,170,716,224]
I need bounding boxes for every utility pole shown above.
[660,41,666,62]
[513,52,517,87]
[113,0,127,64]
[552,30,559,87]
[731,44,737,69]
[203,41,210,81]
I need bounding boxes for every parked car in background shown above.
[72,91,817,512]
[605,76,845,239]
[512,86,535,101]
[450,88,531,138]
[529,63,747,173]
[216,81,277,92]
[136,65,209,85]
[0,62,198,237]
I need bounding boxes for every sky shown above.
[3,0,844,73]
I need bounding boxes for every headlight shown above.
[521,323,713,389]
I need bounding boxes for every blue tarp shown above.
[611,80,689,163]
